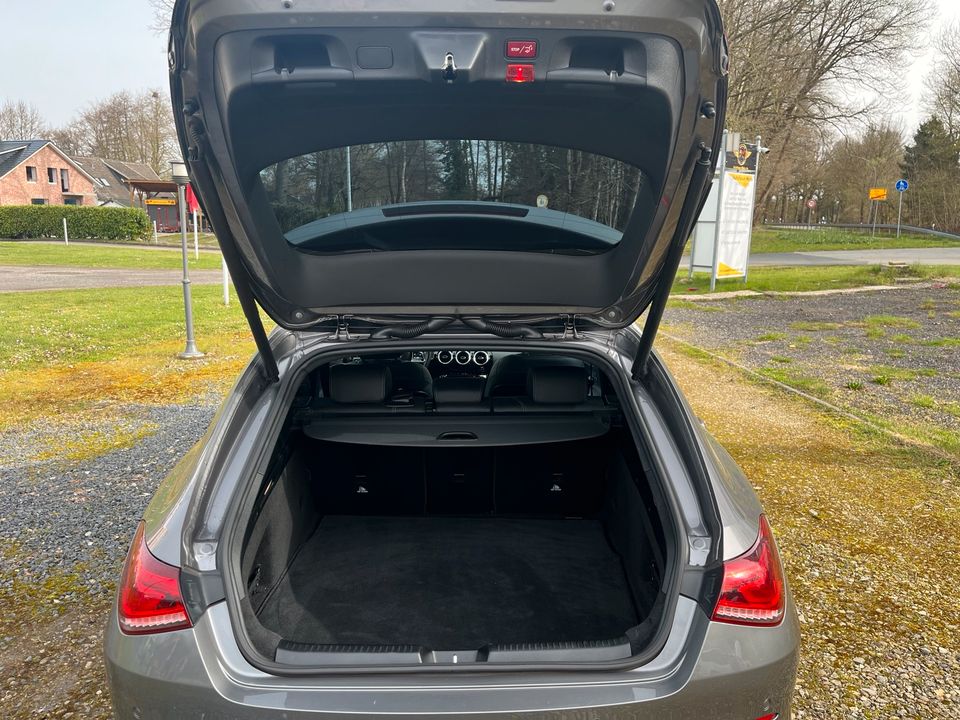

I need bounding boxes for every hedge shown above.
[0,205,152,241]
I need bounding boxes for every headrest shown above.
[329,364,391,404]
[527,365,588,404]
[434,376,485,404]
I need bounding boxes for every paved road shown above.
[3,246,959,293]
[683,247,960,268]
[0,265,224,293]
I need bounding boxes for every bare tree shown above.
[927,22,960,138]
[0,100,48,140]
[718,0,932,211]
[148,0,175,35]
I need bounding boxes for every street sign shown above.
[869,188,888,201]
[896,179,909,192]
[806,199,817,209]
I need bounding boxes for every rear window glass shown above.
[260,141,644,254]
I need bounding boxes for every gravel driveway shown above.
[0,403,218,718]
[665,282,960,454]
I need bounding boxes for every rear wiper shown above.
[368,316,543,340]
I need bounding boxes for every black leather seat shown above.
[318,364,426,414]
[492,365,602,414]
[433,376,489,414]
[385,361,433,400]
[483,353,586,398]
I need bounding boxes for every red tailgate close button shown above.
[506,40,538,59]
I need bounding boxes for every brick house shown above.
[0,140,98,206]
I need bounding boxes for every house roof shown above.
[0,140,48,179]
[0,140,99,187]
[72,156,165,207]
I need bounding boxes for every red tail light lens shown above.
[117,522,192,635]
[712,515,785,626]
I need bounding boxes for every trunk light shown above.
[712,515,785,626]
[117,521,192,635]
[506,64,535,83]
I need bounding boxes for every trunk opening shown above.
[234,349,673,669]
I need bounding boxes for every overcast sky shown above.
[1,0,958,137]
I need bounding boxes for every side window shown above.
[47,168,57,183]
[31,198,46,205]
[60,168,70,192]
[25,166,37,182]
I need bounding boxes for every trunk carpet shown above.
[257,515,640,649]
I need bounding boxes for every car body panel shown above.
[106,596,797,719]
[169,0,726,334]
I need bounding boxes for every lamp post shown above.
[170,160,203,359]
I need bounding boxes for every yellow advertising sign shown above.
[869,188,888,201]
[146,198,177,206]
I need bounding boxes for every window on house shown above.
[98,177,111,187]
[60,169,70,192]
[47,168,57,183]
[31,198,46,205]
[63,197,80,206]
[26,166,37,182]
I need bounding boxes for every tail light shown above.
[712,515,785,626]
[117,521,192,635]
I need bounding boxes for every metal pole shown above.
[345,146,353,212]
[871,200,878,238]
[221,254,230,306]
[62,217,68,245]
[193,209,199,259]
[177,182,203,359]
[897,191,903,239]
[744,134,763,285]
[153,220,158,245]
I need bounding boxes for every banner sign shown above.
[869,187,888,201]
[145,198,177,206]
[715,142,759,279]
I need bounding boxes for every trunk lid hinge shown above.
[334,316,351,341]
[561,314,580,340]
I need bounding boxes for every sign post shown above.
[868,187,887,238]
[688,131,762,289]
[895,179,909,238]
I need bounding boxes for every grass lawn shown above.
[0,240,223,270]
[0,285,259,431]
[673,264,960,295]
[750,226,960,254]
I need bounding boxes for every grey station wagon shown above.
[104,0,799,718]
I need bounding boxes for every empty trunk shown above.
[239,430,670,664]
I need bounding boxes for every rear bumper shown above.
[105,595,798,719]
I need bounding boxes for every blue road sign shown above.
[896,179,909,192]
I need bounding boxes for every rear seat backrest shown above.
[483,353,585,398]
[432,376,489,414]
[492,365,596,413]
[329,364,392,404]
[528,365,588,404]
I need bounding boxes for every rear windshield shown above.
[260,141,644,254]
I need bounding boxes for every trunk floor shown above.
[257,516,640,649]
